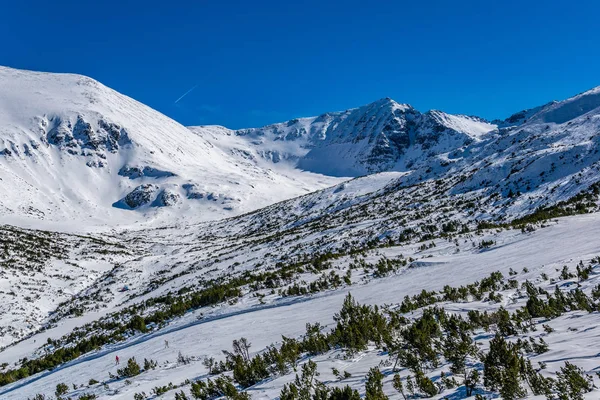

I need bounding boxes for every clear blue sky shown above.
[2,0,599,129]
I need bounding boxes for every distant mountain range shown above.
[2,66,600,400]
[1,65,600,229]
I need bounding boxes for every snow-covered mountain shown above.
[0,66,341,228]
[5,65,599,230]
[193,98,497,177]
[2,66,600,400]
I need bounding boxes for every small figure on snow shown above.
[115,355,120,365]
[164,340,169,349]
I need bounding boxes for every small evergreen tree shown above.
[392,374,407,400]
[117,357,141,378]
[279,360,320,400]
[365,367,388,400]
[143,358,158,371]
[203,357,217,374]
[464,369,480,396]
[405,375,416,396]
[555,362,594,400]
[415,370,438,397]
[175,391,189,400]
[55,382,69,397]
[483,334,525,399]
[328,385,360,400]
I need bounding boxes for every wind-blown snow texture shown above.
[1,66,600,399]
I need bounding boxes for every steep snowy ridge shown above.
[526,86,600,125]
[0,67,341,227]
[194,98,498,177]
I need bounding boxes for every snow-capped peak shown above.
[0,66,342,227]
[526,85,600,125]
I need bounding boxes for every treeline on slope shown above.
[511,182,600,227]
[0,226,70,272]
[0,250,365,387]
[26,260,600,400]
[144,263,599,399]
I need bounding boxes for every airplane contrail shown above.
[174,84,198,104]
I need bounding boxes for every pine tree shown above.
[555,362,594,400]
[203,357,216,374]
[415,370,438,397]
[520,358,553,396]
[405,375,416,396]
[483,334,526,400]
[117,357,141,378]
[464,369,480,396]
[328,385,360,400]
[392,374,407,400]
[279,360,320,400]
[495,307,517,337]
[365,367,388,400]
[175,391,189,400]
[55,382,69,397]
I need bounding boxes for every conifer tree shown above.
[365,367,388,400]
[483,334,526,399]
[555,362,594,400]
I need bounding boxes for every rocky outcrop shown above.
[156,189,180,207]
[119,165,176,179]
[45,115,132,167]
[124,184,159,209]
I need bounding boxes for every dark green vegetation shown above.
[24,259,600,399]
[157,262,598,399]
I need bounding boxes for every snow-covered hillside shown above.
[2,214,600,399]
[1,66,600,400]
[193,98,497,177]
[0,67,341,228]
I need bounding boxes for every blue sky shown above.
[2,0,600,128]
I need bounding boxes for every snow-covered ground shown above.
[2,66,600,399]
[0,66,344,229]
[2,213,599,399]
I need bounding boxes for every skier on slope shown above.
[115,355,120,365]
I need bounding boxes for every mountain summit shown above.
[195,97,497,177]
[2,66,600,227]
[0,67,340,227]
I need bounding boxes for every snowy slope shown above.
[0,66,342,228]
[2,67,600,400]
[2,214,600,399]
[192,98,497,177]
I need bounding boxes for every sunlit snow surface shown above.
[1,214,599,399]
[2,66,600,399]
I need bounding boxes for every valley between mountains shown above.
[1,66,600,399]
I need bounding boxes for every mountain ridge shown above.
[0,66,342,228]
[1,66,600,400]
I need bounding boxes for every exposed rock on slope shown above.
[194,98,497,177]
[0,66,342,226]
